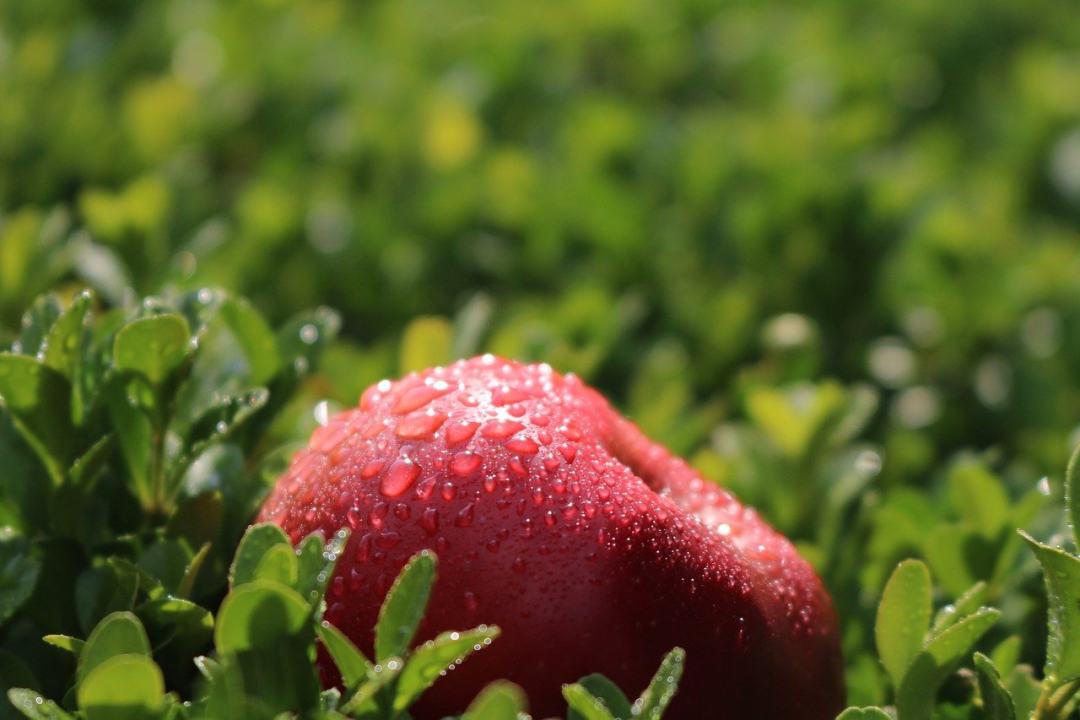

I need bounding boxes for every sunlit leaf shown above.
[876,559,931,688]
[375,550,437,662]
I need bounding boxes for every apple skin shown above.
[258,356,844,719]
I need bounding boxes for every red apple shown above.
[258,355,843,718]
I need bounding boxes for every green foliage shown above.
[838,461,1080,719]
[562,648,684,720]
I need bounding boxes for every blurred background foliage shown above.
[1,0,1080,709]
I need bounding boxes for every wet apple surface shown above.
[259,355,844,718]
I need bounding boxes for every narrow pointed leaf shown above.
[973,652,1016,720]
[574,674,633,720]
[393,625,500,712]
[43,634,84,656]
[1021,531,1080,683]
[563,684,616,720]
[7,688,74,719]
[1067,443,1080,552]
[835,710,892,720]
[316,622,373,690]
[896,608,1000,720]
[375,550,437,662]
[932,581,988,633]
[632,647,684,720]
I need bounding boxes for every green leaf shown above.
[219,296,281,385]
[0,536,41,624]
[399,316,454,374]
[1067,442,1080,552]
[923,524,979,598]
[137,540,192,595]
[337,658,402,716]
[67,434,113,491]
[932,581,989,633]
[112,314,191,384]
[393,625,500,712]
[947,459,1009,539]
[294,532,329,604]
[276,307,341,368]
[896,609,1000,720]
[7,689,74,719]
[0,353,73,483]
[316,622,373,690]
[464,681,527,720]
[42,634,84,656]
[14,295,62,357]
[990,636,1022,677]
[214,580,309,653]
[632,647,684,720]
[253,544,299,588]
[1004,665,1041,720]
[375,550,437,662]
[76,611,151,684]
[230,523,291,588]
[137,596,213,640]
[1021,532,1080,683]
[875,559,932,688]
[166,491,223,551]
[183,387,269,457]
[972,653,1015,720]
[835,709,892,720]
[563,684,616,720]
[176,542,211,600]
[75,563,139,635]
[41,290,91,379]
[104,386,151,504]
[76,654,164,720]
[572,675,633,720]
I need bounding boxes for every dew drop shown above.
[376,531,402,550]
[416,477,437,500]
[506,437,539,455]
[455,503,475,528]
[446,421,480,446]
[314,400,330,426]
[393,384,451,414]
[450,452,482,477]
[420,507,440,536]
[441,482,457,501]
[492,387,529,406]
[395,411,447,440]
[370,502,388,529]
[361,459,386,479]
[380,459,420,497]
[482,420,525,440]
